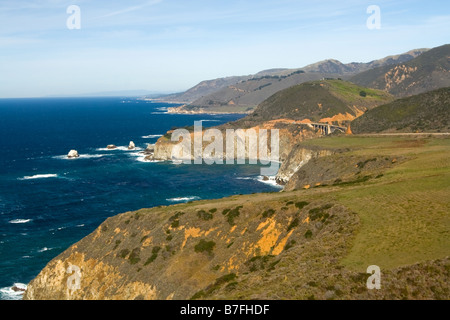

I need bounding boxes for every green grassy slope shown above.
[351,87,450,133]
[231,80,393,126]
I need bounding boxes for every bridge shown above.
[296,122,347,135]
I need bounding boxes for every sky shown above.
[0,0,449,98]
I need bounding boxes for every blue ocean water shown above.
[0,97,280,299]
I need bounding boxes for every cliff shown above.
[24,135,450,300]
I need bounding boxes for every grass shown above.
[330,137,450,271]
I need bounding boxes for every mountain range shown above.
[149,48,428,113]
[350,44,450,97]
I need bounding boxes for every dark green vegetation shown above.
[227,80,393,127]
[351,87,450,133]
[194,240,216,255]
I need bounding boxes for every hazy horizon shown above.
[1,0,449,98]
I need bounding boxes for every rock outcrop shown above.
[128,141,136,150]
[67,150,79,158]
[276,147,334,185]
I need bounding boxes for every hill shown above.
[153,48,426,112]
[226,79,394,128]
[350,44,450,97]
[150,75,253,104]
[351,87,450,133]
[24,135,450,300]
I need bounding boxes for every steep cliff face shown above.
[24,135,450,300]
[23,182,450,301]
[24,194,360,300]
[151,121,323,167]
[276,147,334,185]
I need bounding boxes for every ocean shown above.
[0,97,281,300]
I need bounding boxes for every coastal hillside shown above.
[158,48,425,112]
[24,135,450,300]
[148,80,393,163]
[350,44,450,97]
[226,79,394,128]
[151,75,253,104]
[351,87,450,133]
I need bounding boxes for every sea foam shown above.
[9,219,32,224]
[19,174,58,180]
[166,196,200,202]
[53,154,109,160]
[0,283,27,300]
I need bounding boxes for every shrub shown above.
[246,255,275,272]
[284,240,296,251]
[262,208,275,218]
[287,218,299,232]
[224,206,243,225]
[190,290,206,300]
[128,248,141,265]
[309,204,333,222]
[171,220,180,228]
[113,240,121,250]
[144,246,161,266]
[295,201,309,210]
[119,248,130,258]
[194,240,216,254]
[197,210,213,221]
[304,230,313,239]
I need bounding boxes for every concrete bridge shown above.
[298,122,347,135]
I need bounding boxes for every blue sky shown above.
[0,0,449,98]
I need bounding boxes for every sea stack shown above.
[107,145,117,150]
[128,141,136,150]
[67,150,79,158]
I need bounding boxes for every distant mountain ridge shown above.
[350,44,450,97]
[149,48,427,112]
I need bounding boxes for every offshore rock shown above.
[67,150,79,158]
